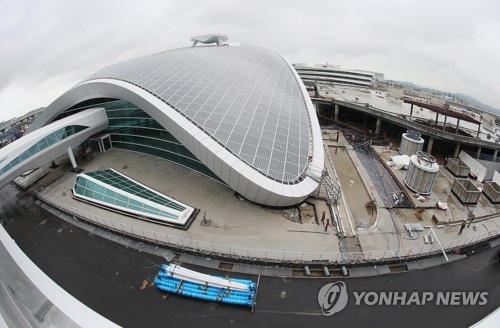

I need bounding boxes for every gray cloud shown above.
[1,0,499,121]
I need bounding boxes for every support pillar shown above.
[409,104,414,119]
[453,142,461,158]
[477,123,481,138]
[455,119,460,134]
[443,115,448,131]
[435,112,439,128]
[476,147,482,160]
[334,104,340,121]
[426,137,434,154]
[375,118,382,134]
[67,147,78,171]
[493,149,498,162]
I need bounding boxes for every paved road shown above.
[1,183,499,327]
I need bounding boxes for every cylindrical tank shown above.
[404,151,439,194]
[399,130,424,156]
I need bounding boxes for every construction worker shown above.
[468,213,476,228]
[458,219,467,235]
[324,219,331,232]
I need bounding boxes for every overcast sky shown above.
[1,0,499,122]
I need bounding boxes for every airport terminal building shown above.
[24,42,324,208]
[292,63,384,88]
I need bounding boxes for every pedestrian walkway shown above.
[31,141,500,264]
[35,149,340,260]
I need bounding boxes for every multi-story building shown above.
[292,63,384,87]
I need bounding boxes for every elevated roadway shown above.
[313,97,500,158]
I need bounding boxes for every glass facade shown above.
[54,99,222,183]
[73,169,193,223]
[0,125,87,176]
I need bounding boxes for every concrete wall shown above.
[478,160,500,181]
[459,151,487,182]
[493,171,500,185]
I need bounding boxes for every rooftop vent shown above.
[399,130,424,156]
[404,151,439,195]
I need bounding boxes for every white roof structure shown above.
[29,43,324,207]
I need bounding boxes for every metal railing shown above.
[35,192,499,265]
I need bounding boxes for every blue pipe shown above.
[156,283,253,307]
[155,268,255,307]
[155,281,254,302]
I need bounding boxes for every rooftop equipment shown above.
[404,151,439,195]
[446,158,470,177]
[483,181,500,204]
[399,130,424,156]
[451,179,481,205]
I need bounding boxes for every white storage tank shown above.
[404,151,439,194]
[399,130,424,156]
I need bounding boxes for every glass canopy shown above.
[72,168,194,225]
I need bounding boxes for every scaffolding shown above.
[320,168,342,204]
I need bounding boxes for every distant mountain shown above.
[385,80,421,89]
[385,80,500,116]
[453,94,500,116]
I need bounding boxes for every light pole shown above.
[428,228,449,262]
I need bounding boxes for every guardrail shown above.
[35,192,499,265]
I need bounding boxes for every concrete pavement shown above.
[26,132,500,264]
[36,149,340,258]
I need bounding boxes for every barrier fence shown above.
[35,192,499,265]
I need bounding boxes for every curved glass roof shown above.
[84,44,311,182]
